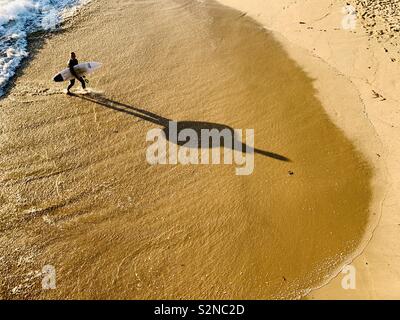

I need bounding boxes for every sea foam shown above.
[0,0,88,97]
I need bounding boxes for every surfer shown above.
[67,52,86,94]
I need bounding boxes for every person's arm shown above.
[69,60,79,79]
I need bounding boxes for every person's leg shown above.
[78,77,86,90]
[67,79,75,93]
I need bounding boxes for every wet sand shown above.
[0,0,373,299]
[216,0,399,299]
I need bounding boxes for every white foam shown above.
[0,0,90,97]
[73,87,103,95]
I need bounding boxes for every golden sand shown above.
[215,0,400,300]
[0,0,372,299]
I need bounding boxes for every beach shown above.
[0,0,397,299]
[215,0,400,299]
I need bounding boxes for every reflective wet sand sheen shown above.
[0,0,371,299]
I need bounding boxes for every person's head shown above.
[71,52,76,59]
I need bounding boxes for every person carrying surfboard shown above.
[67,52,86,94]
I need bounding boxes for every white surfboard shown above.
[53,62,102,82]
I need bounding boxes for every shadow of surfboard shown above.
[71,92,291,162]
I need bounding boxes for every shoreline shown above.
[0,0,394,299]
[0,1,93,100]
[0,0,91,98]
[215,0,398,299]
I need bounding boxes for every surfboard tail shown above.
[53,74,64,82]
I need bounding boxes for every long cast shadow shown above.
[71,93,290,162]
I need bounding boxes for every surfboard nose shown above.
[53,74,63,82]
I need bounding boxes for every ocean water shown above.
[0,0,88,96]
[0,0,373,299]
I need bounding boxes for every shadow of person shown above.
[71,92,290,162]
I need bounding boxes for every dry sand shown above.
[215,0,400,299]
[0,0,393,299]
